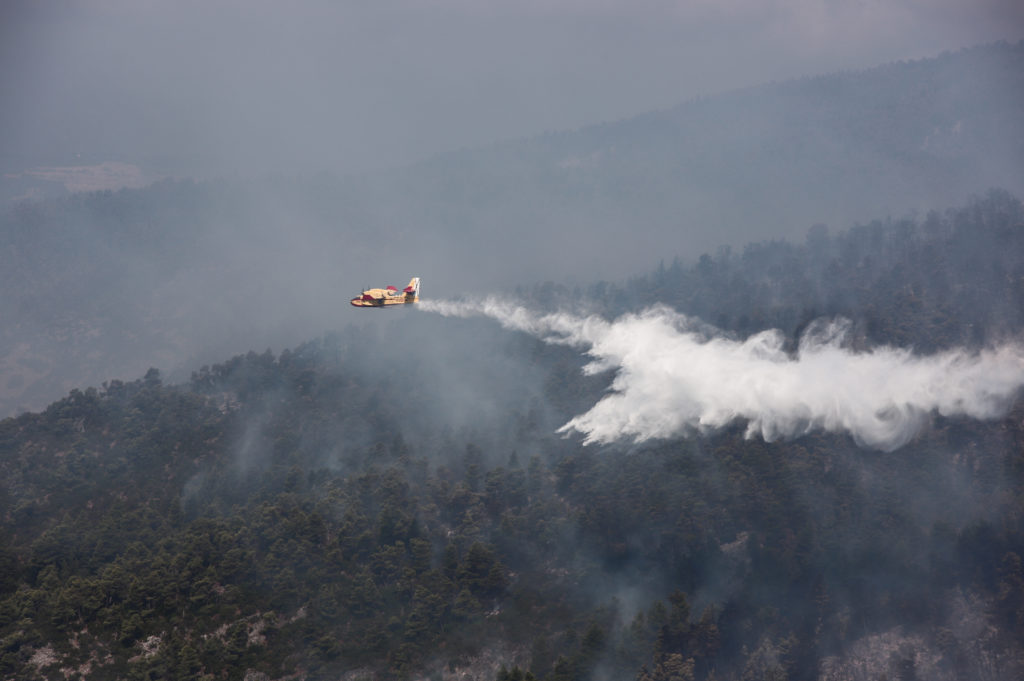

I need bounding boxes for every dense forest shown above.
[2,190,1023,680]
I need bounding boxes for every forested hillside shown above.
[534,188,1024,352]
[2,191,1023,680]
[2,43,1023,419]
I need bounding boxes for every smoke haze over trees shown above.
[1,12,1024,681]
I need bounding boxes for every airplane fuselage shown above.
[349,289,418,307]
[350,278,420,307]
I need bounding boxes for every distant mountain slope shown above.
[380,42,1024,278]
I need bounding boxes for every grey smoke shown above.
[420,299,1024,451]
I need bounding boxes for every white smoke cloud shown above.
[419,299,1024,451]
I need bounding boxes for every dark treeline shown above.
[2,191,1024,680]
[523,188,1024,353]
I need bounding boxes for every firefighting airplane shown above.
[350,277,420,308]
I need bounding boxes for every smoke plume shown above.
[420,299,1024,451]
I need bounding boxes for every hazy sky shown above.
[2,0,1022,176]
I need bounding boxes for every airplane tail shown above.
[404,277,420,301]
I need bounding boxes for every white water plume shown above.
[419,299,1024,451]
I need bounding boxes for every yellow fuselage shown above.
[350,288,418,307]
